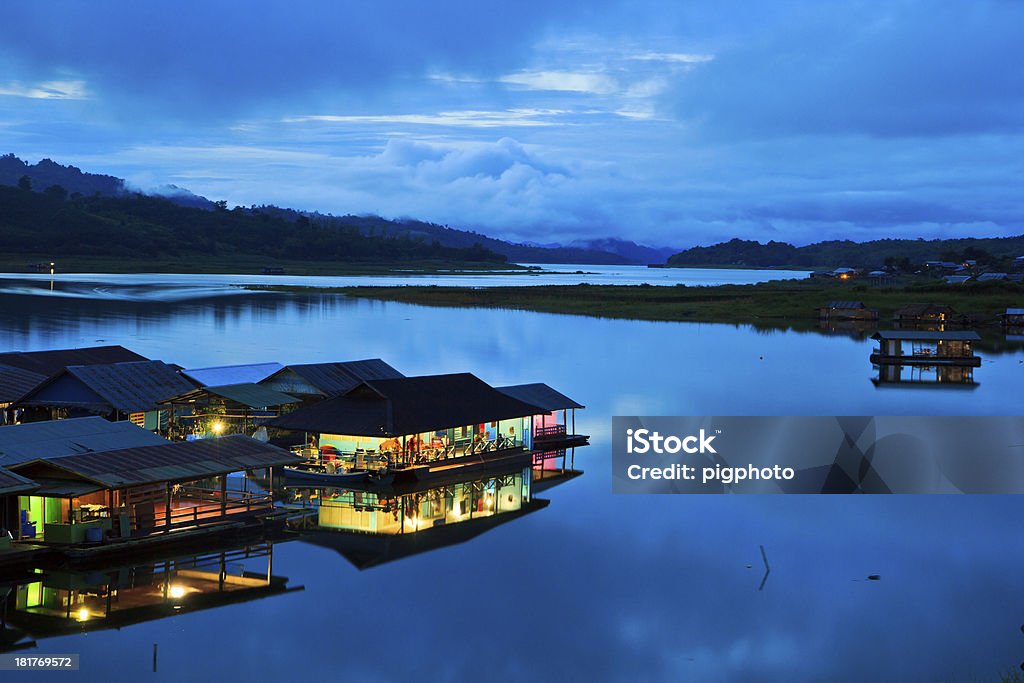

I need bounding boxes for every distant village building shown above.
[976,272,1008,282]
[893,303,956,324]
[818,301,878,321]
[944,275,972,285]
[1013,256,1024,269]
[831,267,859,280]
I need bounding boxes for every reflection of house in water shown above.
[1001,308,1024,340]
[872,364,979,389]
[892,303,957,329]
[0,539,299,652]
[870,331,981,367]
[293,465,548,569]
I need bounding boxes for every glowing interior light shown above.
[77,608,90,621]
[211,421,225,435]
[169,585,186,599]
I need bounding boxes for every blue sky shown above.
[1,1,1022,248]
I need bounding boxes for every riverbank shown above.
[261,278,1023,325]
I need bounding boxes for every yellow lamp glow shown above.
[211,421,225,435]
[76,608,89,621]
[169,585,186,599]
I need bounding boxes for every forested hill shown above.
[1,153,634,264]
[0,184,506,265]
[668,237,1024,269]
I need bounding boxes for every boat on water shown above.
[282,466,393,487]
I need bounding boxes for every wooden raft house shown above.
[870,330,981,367]
[817,301,878,322]
[269,373,586,484]
[13,360,196,431]
[2,426,298,551]
[160,383,300,440]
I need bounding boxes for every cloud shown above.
[499,70,620,95]
[282,109,569,128]
[0,79,88,100]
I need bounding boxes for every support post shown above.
[164,482,172,533]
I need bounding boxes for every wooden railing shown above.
[534,425,567,438]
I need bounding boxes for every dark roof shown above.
[0,363,47,403]
[496,383,584,411]
[18,361,196,414]
[30,478,104,497]
[872,330,981,341]
[0,416,168,466]
[824,301,866,309]
[162,383,300,409]
[182,362,283,387]
[270,373,544,436]
[0,345,147,377]
[268,359,404,396]
[894,303,955,316]
[10,435,300,488]
[0,466,37,495]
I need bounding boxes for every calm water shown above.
[2,279,1024,682]
[0,264,808,301]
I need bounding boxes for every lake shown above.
[1,272,1023,682]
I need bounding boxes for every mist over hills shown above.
[0,154,673,265]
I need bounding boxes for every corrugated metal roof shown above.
[30,478,103,498]
[272,359,404,396]
[825,301,866,310]
[977,272,1008,281]
[872,330,981,341]
[19,361,196,414]
[1005,308,1024,316]
[0,466,37,495]
[0,363,46,404]
[496,383,584,410]
[0,416,168,466]
[11,435,299,488]
[182,362,283,387]
[162,383,300,409]
[271,373,544,436]
[0,345,147,376]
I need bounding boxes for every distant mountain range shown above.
[0,154,679,265]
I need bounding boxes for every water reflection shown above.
[291,465,547,569]
[3,285,1024,679]
[872,364,979,389]
[0,536,298,653]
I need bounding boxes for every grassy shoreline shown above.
[251,278,1024,326]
